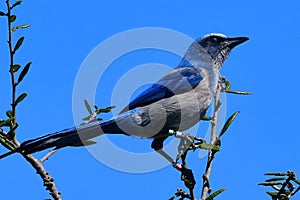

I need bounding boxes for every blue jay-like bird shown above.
[0,34,248,164]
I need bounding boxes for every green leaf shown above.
[205,188,227,200]
[82,116,90,121]
[17,61,31,83]
[15,93,27,105]
[6,110,13,118]
[0,118,15,127]
[168,196,176,200]
[201,116,212,121]
[266,177,286,182]
[192,143,220,151]
[0,137,15,150]
[258,182,282,186]
[11,0,22,9]
[224,81,231,91]
[265,172,288,176]
[0,11,6,16]
[13,36,24,52]
[226,90,252,95]
[9,15,16,22]
[97,105,116,113]
[9,64,21,72]
[69,139,97,147]
[84,99,93,115]
[266,191,278,197]
[293,179,300,185]
[11,23,31,32]
[93,105,99,110]
[219,111,240,137]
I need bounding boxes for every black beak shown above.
[226,37,249,49]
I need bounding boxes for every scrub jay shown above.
[0,33,248,165]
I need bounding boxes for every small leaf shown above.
[224,81,231,91]
[13,36,24,52]
[93,105,99,110]
[0,137,15,150]
[84,99,93,115]
[266,177,286,182]
[11,0,22,9]
[0,11,6,16]
[69,139,97,147]
[82,116,90,121]
[17,61,31,83]
[201,116,212,121]
[258,182,282,186]
[265,172,288,176]
[15,93,27,105]
[293,179,300,185]
[226,90,252,95]
[168,196,176,200]
[9,15,16,22]
[11,23,31,32]
[0,118,15,127]
[266,191,278,197]
[192,143,220,151]
[205,188,227,200]
[97,105,116,113]
[9,64,21,72]
[219,111,240,137]
[6,110,13,118]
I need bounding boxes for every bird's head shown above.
[197,33,249,66]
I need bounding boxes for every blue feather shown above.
[120,66,204,113]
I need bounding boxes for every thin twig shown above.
[5,0,19,146]
[40,149,58,163]
[6,0,16,121]
[200,82,222,200]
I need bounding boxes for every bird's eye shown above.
[211,37,219,42]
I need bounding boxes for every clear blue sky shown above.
[0,0,300,199]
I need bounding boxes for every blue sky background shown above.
[0,0,300,199]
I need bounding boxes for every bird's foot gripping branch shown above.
[169,78,251,200]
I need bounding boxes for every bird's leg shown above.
[151,131,205,171]
[151,136,182,170]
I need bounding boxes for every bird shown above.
[0,33,249,165]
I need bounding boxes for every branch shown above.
[200,81,222,200]
[2,2,62,199]
[22,154,62,200]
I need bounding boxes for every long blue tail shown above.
[0,118,124,159]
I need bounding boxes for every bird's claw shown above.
[172,161,183,171]
[219,76,227,83]
[174,131,204,151]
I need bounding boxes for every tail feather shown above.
[0,118,124,159]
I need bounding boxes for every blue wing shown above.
[119,66,204,113]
